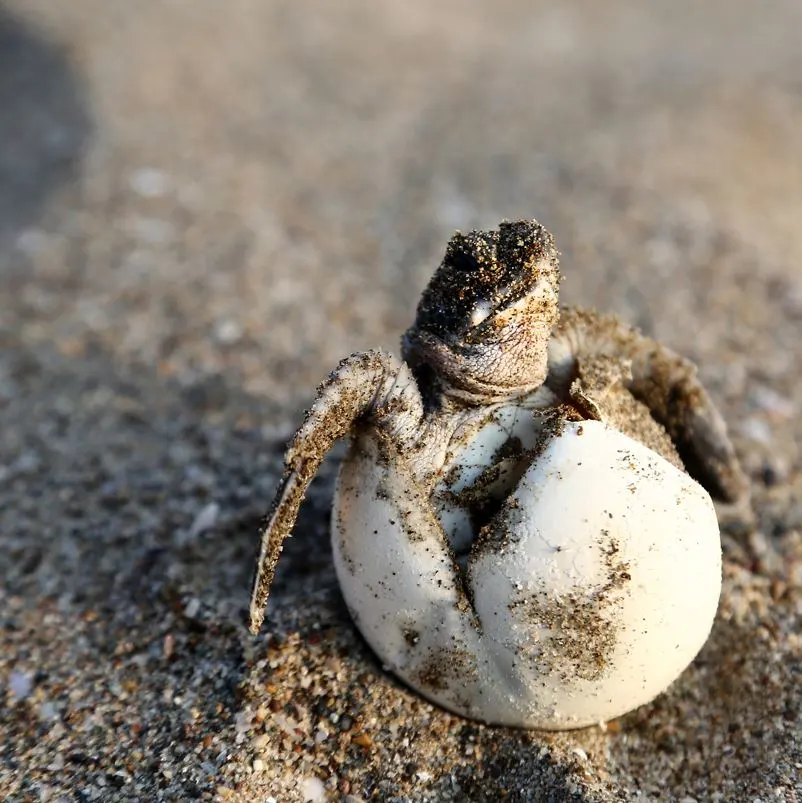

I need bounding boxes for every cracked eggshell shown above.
[331,431,491,707]
[331,417,722,730]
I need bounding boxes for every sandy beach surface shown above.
[1,1,801,800]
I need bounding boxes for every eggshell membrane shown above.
[332,417,722,729]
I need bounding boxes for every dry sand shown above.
[1,1,800,800]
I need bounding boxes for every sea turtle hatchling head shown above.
[401,221,561,404]
[249,219,750,730]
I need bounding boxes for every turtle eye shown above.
[469,299,494,327]
[451,249,482,272]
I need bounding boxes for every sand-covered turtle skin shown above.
[249,220,749,729]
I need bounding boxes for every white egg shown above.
[332,414,721,729]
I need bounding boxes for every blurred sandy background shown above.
[1,2,800,801]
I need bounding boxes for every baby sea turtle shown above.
[249,220,748,729]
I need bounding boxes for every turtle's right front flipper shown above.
[249,350,423,634]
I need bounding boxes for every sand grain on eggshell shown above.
[1,1,801,801]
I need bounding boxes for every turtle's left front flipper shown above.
[548,307,750,506]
